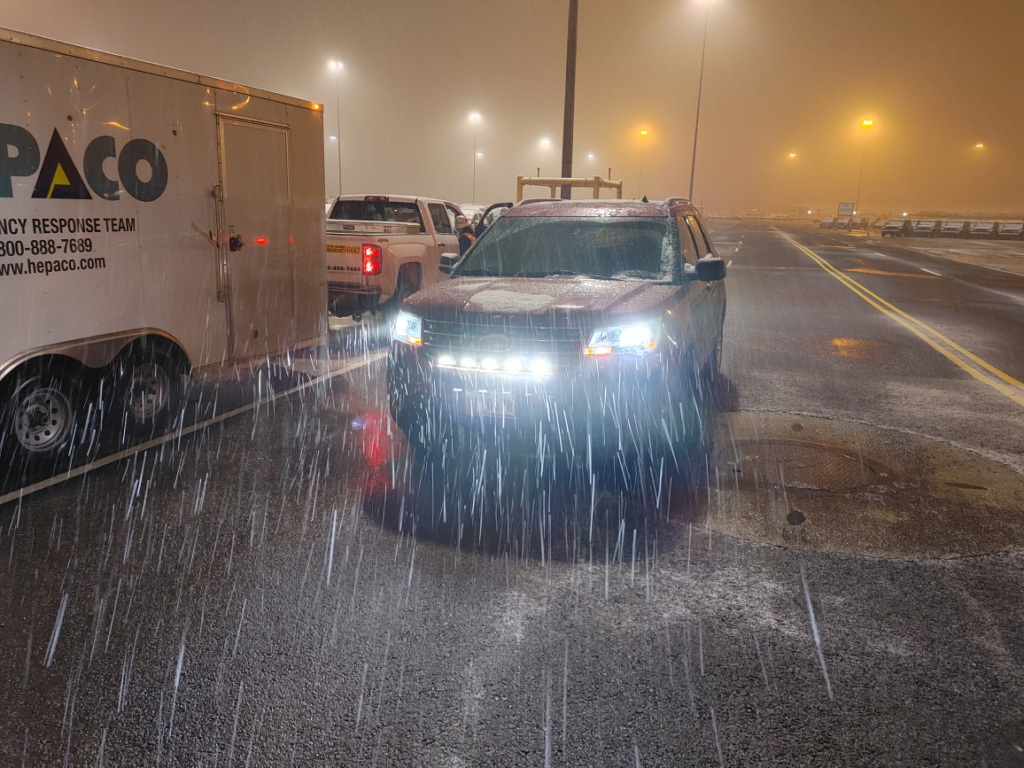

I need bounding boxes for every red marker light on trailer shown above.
[362,244,382,275]
[253,237,268,245]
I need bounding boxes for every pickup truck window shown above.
[429,203,454,235]
[446,205,462,231]
[454,216,670,280]
[329,200,424,229]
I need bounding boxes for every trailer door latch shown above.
[229,235,245,252]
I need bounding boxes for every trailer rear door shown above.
[218,117,294,362]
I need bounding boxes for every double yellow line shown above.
[779,230,1024,408]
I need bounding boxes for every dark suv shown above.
[386,199,726,468]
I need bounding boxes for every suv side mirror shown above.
[695,256,725,282]
[440,252,460,274]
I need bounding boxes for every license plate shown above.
[464,390,515,418]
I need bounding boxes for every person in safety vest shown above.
[456,215,476,255]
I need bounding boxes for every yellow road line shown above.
[0,349,388,507]
[778,230,1024,407]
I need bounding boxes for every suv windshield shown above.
[454,216,671,279]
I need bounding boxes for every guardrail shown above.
[516,176,623,202]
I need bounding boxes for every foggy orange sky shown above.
[4,0,1022,215]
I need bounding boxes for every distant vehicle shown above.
[996,221,1024,240]
[912,220,939,237]
[969,221,997,239]
[940,220,968,237]
[0,27,327,473]
[819,217,837,229]
[325,195,464,319]
[881,220,912,237]
[387,198,726,468]
[474,202,514,237]
[850,217,869,230]
[835,217,852,230]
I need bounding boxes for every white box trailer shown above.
[0,27,326,471]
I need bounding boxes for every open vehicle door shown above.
[474,202,513,238]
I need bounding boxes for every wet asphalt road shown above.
[2,222,1024,766]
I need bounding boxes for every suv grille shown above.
[422,317,586,371]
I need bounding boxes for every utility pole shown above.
[560,0,579,199]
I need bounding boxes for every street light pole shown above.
[967,142,984,215]
[854,143,867,213]
[330,60,344,197]
[638,129,648,197]
[688,0,710,201]
[470,112,481,203]
[854,119,874,213]
[560,0,579,199]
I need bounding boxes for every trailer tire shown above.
[112,342,186,438]
[0,360,84,477]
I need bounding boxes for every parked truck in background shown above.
[0,27,327,477]
[325,195,464,319]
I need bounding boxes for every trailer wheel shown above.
[114,344,185,436]
[1,361,83,473]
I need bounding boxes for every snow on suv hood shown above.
[404,276,679,320]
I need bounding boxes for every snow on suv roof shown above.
[506,199,686,218]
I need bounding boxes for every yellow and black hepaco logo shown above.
[1,125,168,202]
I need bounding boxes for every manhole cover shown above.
[718,439,878,491]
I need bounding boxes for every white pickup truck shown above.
[326,195,465,319]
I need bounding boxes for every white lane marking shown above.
[727,260,733,267]
[734,247,740,253]
[920,268,942,277]
[0,350,388,508]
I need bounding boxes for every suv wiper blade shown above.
[521,270,615,280]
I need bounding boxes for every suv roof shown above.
[504,199,694,219]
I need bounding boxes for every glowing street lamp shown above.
[788,152,797,159]
[328,60,344,196]
[469,112,481,202]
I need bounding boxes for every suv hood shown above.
[404,277,679,322]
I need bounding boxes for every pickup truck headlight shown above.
[392,311,422,346]
[585,323,655,357]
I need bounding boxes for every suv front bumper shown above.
[387,342,707,459]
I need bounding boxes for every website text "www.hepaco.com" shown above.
[0,256,107,277]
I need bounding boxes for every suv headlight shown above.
[586,323,655,357]
[392,311,422,346]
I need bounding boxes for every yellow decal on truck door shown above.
[327,244,361,254]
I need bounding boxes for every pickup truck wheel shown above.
[113,344,185,437]
[1,361,84,475]
[391,265,421,312]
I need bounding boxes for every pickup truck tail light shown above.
[362,244,382,275]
